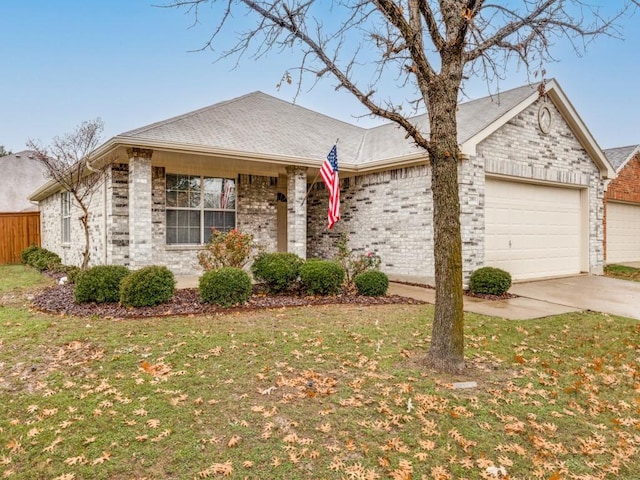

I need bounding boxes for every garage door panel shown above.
[606,202,640,263]
[485,179,582,281]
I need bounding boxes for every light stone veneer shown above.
[38,98,605,281]
[307,97,604,283]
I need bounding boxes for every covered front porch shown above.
[108,145,322,275]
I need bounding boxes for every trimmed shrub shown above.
[469,266,512,296]
[21,244,40,265]
[74,265,130,304]
[299,259,345,295]
[64,266,82,284]
[48,264,82,284]
[354,270,389,297]
[120,266,176,307]
[199,267,252,307]
[251,252,303,293]
[29,248,62,271]
[198,229,262,271]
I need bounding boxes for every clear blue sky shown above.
[1,1,639,153]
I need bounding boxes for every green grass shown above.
[0,264,52,293]
[1,266,639,479]
[604,263,640,282]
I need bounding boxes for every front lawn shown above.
[604,263,640,282]
[0,264,53,293]
[1,266,639,479]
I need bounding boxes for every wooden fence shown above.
[0,212,41,264]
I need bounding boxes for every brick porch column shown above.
[128,148,153,269]
[286,166,308,259]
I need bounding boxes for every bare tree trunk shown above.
[425,75,465,373]
[79,202,91,270]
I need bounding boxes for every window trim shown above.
[165,173,237,245]
[61,191,71,245]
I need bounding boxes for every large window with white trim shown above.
[165,174,236,245]
[61,191,71,244]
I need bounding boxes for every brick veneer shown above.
[307,98,605,283]
[606,154,640,203]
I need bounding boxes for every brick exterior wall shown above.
[237,174,278,253]
[307,165,434,283]
[39,167,279,275]
[107,163,130,266]
[606,154,640,203]
[39,175,107,268]
[146,171,278,275]
[307,98,605,283]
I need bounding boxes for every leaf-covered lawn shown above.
[1,272,639,479]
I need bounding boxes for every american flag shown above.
[320,145,340,229]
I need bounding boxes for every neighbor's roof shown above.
[604,144,640,171]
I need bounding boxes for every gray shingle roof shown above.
[603,145,639,171]
[118,83,540,165]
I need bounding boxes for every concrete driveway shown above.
[509,275,640,320]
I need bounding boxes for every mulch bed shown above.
[395,281,518,301]
[464,290,518,301]
[31,284,425,319]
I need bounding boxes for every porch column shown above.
[128,148,153,269]
[286,166,308,259]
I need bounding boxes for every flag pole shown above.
[300,139,339,206]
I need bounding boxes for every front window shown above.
[61,192,71,244]
[165,174,236,245]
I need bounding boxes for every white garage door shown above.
[485,179,583,281]
[606,202,640,263]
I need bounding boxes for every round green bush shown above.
[299,259,345,295]
[468,266,512,296]
[120,266,176,307]
[251,252,303,293]
[354,270,389,296]
[74,265,130,303]
[199,267,252,307]
[29,248,62,271]
[63,265,82,284]
[21,244,41,265]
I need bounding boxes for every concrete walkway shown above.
[388,283,579,320]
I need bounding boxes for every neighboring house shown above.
[0,150,48,212]
[603,145,640,264]
[29,79,614,283]
[0,150,46,263]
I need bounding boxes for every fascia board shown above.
[544,81,615,179]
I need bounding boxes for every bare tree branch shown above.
[27,119,110,270]
[165,0,638,372]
